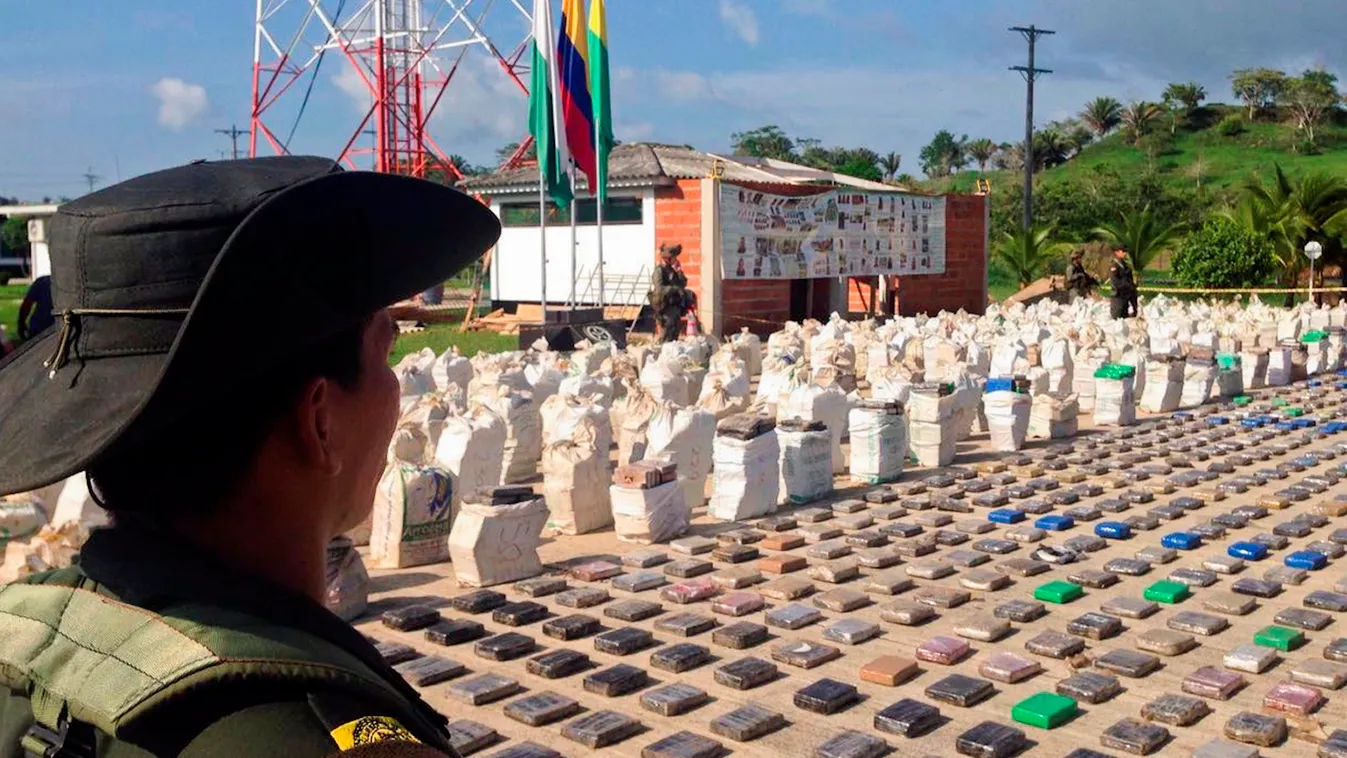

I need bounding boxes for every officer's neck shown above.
[172,491,329,603]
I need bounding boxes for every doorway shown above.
[789,278,832,322]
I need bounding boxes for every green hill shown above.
[928,104,1347,202]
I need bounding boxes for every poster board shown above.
[720,183,945,280]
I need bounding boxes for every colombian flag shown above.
[557,0,597,191]
[588,0,613,205]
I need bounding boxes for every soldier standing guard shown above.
[1109,247,1139,319]
[651,243,689,342]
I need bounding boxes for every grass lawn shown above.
[392,324,518,365]
[0,285,26,343]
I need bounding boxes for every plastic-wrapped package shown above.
[447,496,548,587]
[778,426,834,504]
[479,386,542,484]
[1180,360,1216,408]
[640,357,691,406]
[983,390,1032,451]
[325,536,370,622]
[1028,394,1079,440]
[541,393,613,462]
[730,327,763,376]
[611,479,689,544]
[708,431,781,521]
[848,405,907,484]
[431,346,473,392]
[433,405,506,520]
[645,403,717,508]
[1094,374,1137,427]
[778,380,850,474]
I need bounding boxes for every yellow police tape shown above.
[1136,285,1347,295]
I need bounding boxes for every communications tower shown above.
[250,0,535,180]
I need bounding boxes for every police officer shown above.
[1065,251,1097,302]
[0,157,500,757]
[1108,247,1139,319]
[650,243,689,342]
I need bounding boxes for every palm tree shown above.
[1080,97,1123,138]
[1065,125,1094,157]
[893,173,917,186]
[1236,164,1347,297]
[1120,102,1163,144]
[1092,205,1187,275]
[1034,130,1071,170]
[879,152,902,180]
[994,223,1073,289]
[966,139,997,173]
[1162,82,1207,114]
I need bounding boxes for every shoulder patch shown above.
[330,716,422,750]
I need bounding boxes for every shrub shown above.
[1172,217,1274,290]
[1216,115,1246,137]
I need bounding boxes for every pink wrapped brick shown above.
[1182,666,1244,700]
[570,560,623,581]
[979,651,1042,683]
[661,578,718,604]
[915,635,970,665]
[1263,681,1324,716]
[712,592,766,617]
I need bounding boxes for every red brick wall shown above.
[654,180,704,298]
[845,193,989,317]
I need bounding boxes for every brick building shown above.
[463,143,988,337]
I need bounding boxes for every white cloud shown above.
[151,77,208,130]
[617,122,655,142]
[783,0,834,16]
[657,71,714,101]
[719,0,759,46]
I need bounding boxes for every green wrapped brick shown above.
[1233,395,1252,406]
[1143,580,1190,604]
[1093,364,1136,380]
[1253,625,1304,651]
[1034,581,1084,604]
[1011,692,1078,729]
[1301,330,1328,343]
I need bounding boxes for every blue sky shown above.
[2,0,1345,200]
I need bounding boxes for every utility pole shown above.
[81,167,101,194]
[215,125,247,159]
[1010,25,1053,231]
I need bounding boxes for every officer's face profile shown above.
[311,308,402,535]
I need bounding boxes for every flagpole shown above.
[539,158,548,318]
[596,181,605,310]
[569,172,578,307]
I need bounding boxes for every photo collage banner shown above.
[719,183,946,280]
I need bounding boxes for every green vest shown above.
[0,568,449,756]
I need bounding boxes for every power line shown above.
[215,125,247,160]
[1010,24,1054,231]
[80,166,101,194]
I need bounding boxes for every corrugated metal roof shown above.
[461,142,917,194]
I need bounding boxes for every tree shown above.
[893,173,917,186]
[878,152,902,180]
[1120,102,1162,144]
[1,217,30,257]
[1230,68,1287,120]
[730,124,796,160]
[1162,82,1207,114]
[1233,164,1347,296]
[993,223,1072,288]
[493,141,536,166]
[966,139,997,173]
[1064,125,1094,157]
[1172,216,1275,290]
[918,130,968,177]
[1280,69,1340,146]
[1091,204,1187,274]
[1080,97,1123,138]
[834,153,883,182]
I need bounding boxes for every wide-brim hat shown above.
[0,156,500,496]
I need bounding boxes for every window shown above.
[500,197,643,227]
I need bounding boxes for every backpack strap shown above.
[0,582,424,753]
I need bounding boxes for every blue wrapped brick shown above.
[1161,532,1202,550]
[1094,522,1131,540]
[1227,541,1268,561]
[1035,515,1074,532]
[988,509,1026,524]
[1285,550,1328,571]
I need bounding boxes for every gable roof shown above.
[461,142,914,195]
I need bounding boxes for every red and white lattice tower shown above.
[250,0,536,180]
